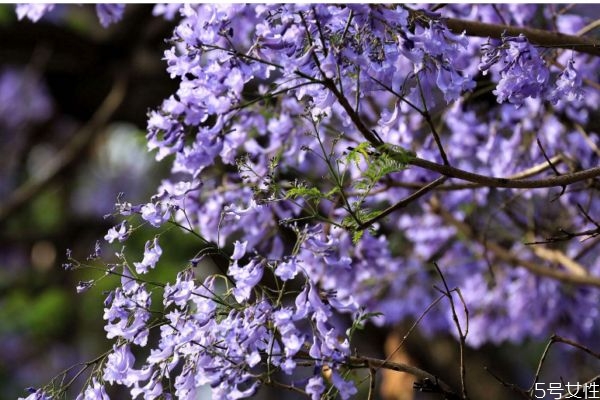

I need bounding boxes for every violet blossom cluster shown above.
[479,33,584,107]
[17,4,600,400]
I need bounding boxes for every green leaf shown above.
[377,143,416,164]
[285,185,324,200]
[352,230,364,244]
[345,142,371,166]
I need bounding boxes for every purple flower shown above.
[103,344,136,385]
[96,4,126,27]
[103,345,153,387]
[76,280,94,293]
[134,238,162,274]
[75,378,110,400]
[104,221,129,243]
[229,258,264,303]
[274,258,301,281]
[87,240,102,260]
[480,34,550,106]
[306,376,326,400]
[130,371,163,400]
[174,366,198,398]
[331,370,358,399]
[164,269,197,308]
[231,240,248,260]
[215,382,259,400]
[548,58,584,104]
[141,202,171,227]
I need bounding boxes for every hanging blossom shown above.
[96,252,360,400]
[479,34,587,108]
[479,34,550,106]
[103,221,129,243]
[548,57,584,104]
[133,237,162,274]
[94,221,366,399]
[404,20,476,105]
[103,268,151,346]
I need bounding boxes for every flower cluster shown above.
[480,34,585,107]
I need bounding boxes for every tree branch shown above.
[443,17,600,57]
[409,156,600,189]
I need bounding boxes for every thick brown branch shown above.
[444,17,600,57]
[409,156,600,189]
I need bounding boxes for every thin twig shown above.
[484,366,531,399]
[383,294,446,369]
[577,18,600,36]
[367,366,377,400]
[263,377,309,396]
[529,335,557,392]
[357,176,447,230]
[551,334,600,360]
[536,136,565,198]
[530,334,600,399]
[574,123,600,158]
[433,263,469,400]
[415,73,450,165]
[577,203,600,230]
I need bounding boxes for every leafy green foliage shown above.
[341,143,410,242]
[349,142,409,199]
[285,183,325,201]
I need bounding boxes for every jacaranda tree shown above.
[13,4,600,400]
